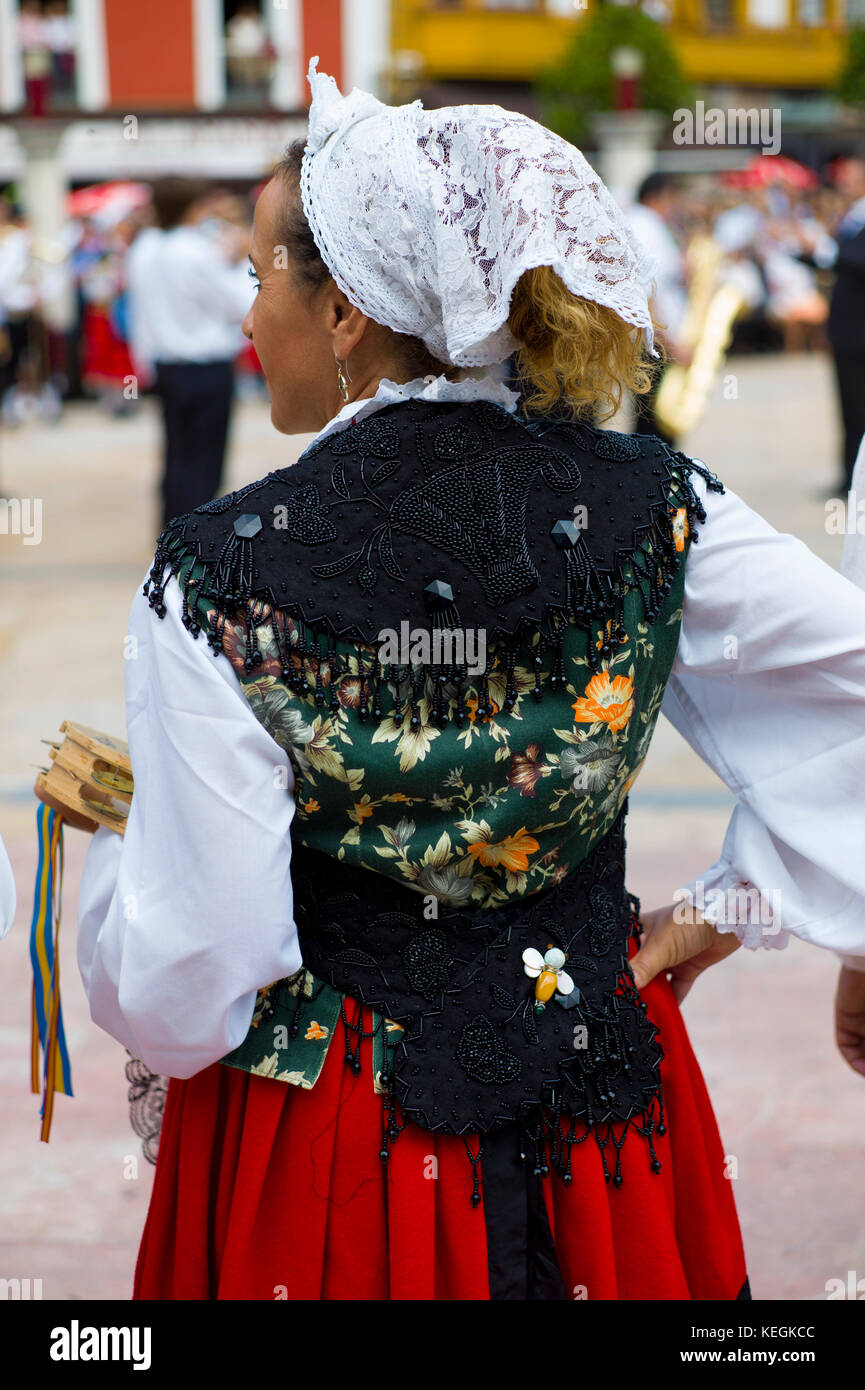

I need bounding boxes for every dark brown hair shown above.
[151,177,212,231]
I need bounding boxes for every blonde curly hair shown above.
[508,265,660,422]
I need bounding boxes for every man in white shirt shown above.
[626,172,688,445]
[825,155,865,494]
[0,203,37,410]
[126,179,253,528]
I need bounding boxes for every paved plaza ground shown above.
[0,353,863,1300]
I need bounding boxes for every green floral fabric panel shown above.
[220,970,342,1086]
[221,968,405,1091]
[202,562,688,914]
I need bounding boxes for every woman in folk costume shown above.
[77,61,865,1302]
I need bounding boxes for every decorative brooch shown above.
[522,945,576,1015]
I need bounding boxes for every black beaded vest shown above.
[145,396,724,1191]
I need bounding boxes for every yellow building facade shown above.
[392,0,857,92]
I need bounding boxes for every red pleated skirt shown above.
[134,963,747,1301]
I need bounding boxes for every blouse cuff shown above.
[674,857,791,952]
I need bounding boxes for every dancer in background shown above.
[626,172,689,444]
[126,178,252,528]
[826,154,865,494]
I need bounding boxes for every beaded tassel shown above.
[379,1047,406,1163]
[503,640,517,712]
[144,454,719,730]
[358,650,369,722]
[340,998,377,1078]
[371,653,384,723]
[464,1136,484,1208]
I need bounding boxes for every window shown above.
[704,0,736,25]
[18,0,77,115]
[223,0,274,108]
[797,0,824,21]
[746,0,789,24]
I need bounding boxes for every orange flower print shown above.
[303,799,320,813]
[338,675,363,709]
[572,671,634,732]
[349,799,374,824]
[595,618,627,652]
[466,695,500,724]
[671,506,689,553]
[466,827,540,872]
[305,1021,329,1041]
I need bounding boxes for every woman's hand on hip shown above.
[835,966,865,1078]
[630,902,742,1004]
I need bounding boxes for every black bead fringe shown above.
[332,903,665,1209]
[144,456,722,728]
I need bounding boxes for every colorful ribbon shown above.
[29,803,73,1140]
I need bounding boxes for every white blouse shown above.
[0,832,15,940]
[77,375,865,1079]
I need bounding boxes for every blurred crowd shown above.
[623,151,865,488]
[1,148,864,501]
[628,159,852,359]
[0,179,262,427]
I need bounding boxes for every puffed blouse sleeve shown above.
[660,467,865,971]
[76,575,302,1078]
[0,831,15,939]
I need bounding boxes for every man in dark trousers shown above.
[826,155,865,494]
[127,179,252,528]
[626,173,689,447]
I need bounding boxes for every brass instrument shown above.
[654,235,745,440]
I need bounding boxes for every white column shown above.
[342,0,390,98]
[0,0,24,111]
[194,0,225,110]
[72,0,109,111]
[589,111,665,210]
[268,0,303,111]
[17,123,74,328]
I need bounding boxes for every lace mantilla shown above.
[145,398,723,728]
[301,58,657,366]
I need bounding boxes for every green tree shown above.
[538,5,693,146]
[837,25,865,108]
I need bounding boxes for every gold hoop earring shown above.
[334,354,352,403]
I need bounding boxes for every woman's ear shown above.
[331,297,371,360]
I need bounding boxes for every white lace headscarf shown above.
[299,57,658,368]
